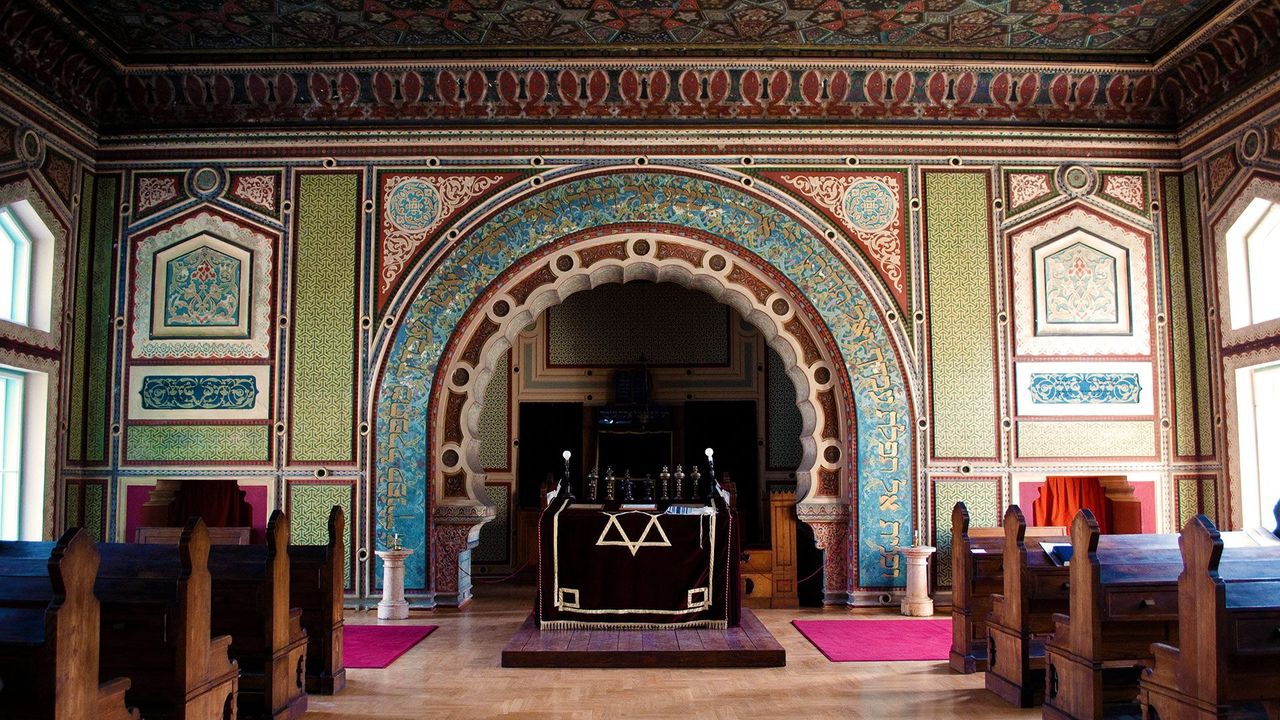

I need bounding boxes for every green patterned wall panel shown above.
[86,176,117,463]
[924,171,997,459]
[126,425,270,462]
[1182,172,1215,458]
[474,484,510,565]
[478,352,509,471]
[291,173,359,463]
[767,346,803,469]
[67,175,93,463]
[64,482,81,530]
[933,479,1000,588]
[83,484,103,542]
[68,175,116,462]
[1177,477,1199,529]
[289,482,353,585]
[1017,420,1155,458]
[1164,176,1195,456]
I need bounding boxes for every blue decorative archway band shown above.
[375,169,914,593]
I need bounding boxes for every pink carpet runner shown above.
[343,625,438,669]
[791,618,951,662]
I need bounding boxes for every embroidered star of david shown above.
[595,512,672,556]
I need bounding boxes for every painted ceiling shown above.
[51,0,1222,62]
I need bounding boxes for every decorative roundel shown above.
[555,255,574,272]
[18,130,41,163]
[708,255,726,271]
[1240,128,1263,162]
[192,167,220,195]
[632,238,651,256]
[842,179,896,232]
[386,178,440,234]
[814,366,831,384]
[823,446,841,463]
[771,298,790,315]
[1059,164,1095,195]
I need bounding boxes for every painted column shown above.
[899,545,936,616]
[375,548,415,620]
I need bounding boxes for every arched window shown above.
[0,206,32,325]
[0,198,54,541]
[1226,198,1280,329]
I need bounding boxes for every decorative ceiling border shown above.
[4,0,1276,134]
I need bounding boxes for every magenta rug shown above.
[791,618,951,662]
[343,625,437,669]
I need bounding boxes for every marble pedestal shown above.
[375,548,415,620]
[899,545,937,617]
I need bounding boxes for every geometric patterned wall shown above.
[932,477,1000,588]
[66,173,116,464]
[290,173,360,464]
[546,282,730,366]
[478,352,509,471]
[766,346,803,470]
[924,171,997,460]
[1162,172,1216,459]
[288,482,354,587]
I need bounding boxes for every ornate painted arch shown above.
[373,168,915,605]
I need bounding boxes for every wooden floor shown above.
[306,583,1041,719]
[501,608,786,668]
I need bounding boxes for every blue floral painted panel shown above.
[164,245,243,327]
[377,170,914,591]
[1028,372,1142,404]
[139,375,259,410]
[1042,242,1118,325]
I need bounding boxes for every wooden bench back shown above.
[289,505,346,694]
[0,529,100,720]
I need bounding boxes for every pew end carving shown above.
[984,504,1070,707]
[208,510,309,720]
[1139,515,1280,720]
[289,505,347,695]
[0,528,140,720]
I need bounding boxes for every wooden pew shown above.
[950,502,1066,674]
[288,505,346,695]
[1138,514,1280,720]
[984,505,1071,706]
[208,511,308,719]
[1043,510,1280,720]
[0,529,139,720]
[95,518,241,720]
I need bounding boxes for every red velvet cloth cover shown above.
[536,496,741,629]
[166,480,254,528]
[1033,476,1109,533]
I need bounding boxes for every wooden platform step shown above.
[501,609,786,668]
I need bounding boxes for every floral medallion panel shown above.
[1095,170,1149,218]
[1014,361,1154,417]
[760,169,909,315]
[376,171,524,311]
[131,212,273,359]
[1003,169,1061,217]
[0,120,14,161]
[127,365,271,421]
[132,171,188,219]
[39,147,76,209]
[151,235,251,338]
[224,170,283,219]
[1205,146,1242,206]
[1011,206,1150,356]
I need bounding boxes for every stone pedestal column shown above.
[375,548,415,620]
[899,545,937,617]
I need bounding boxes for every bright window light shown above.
[1228,198,1280,329]
[0,208,32,326]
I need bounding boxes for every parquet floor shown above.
[306,583,1040,719]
